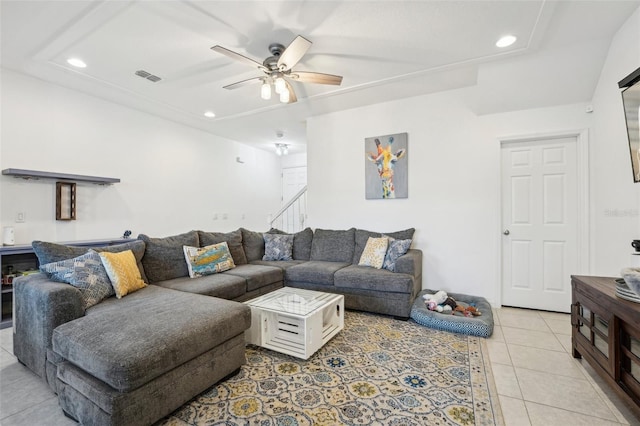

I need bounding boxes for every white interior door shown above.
[282,166,307,204]
[501,137,578,313]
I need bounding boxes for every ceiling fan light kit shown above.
[275,143,289,156]
[211,35,343,105]
[261,81,271,100]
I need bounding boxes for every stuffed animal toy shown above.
[448,296,482,317]
[463,305,482,317]
[422,290,452,313]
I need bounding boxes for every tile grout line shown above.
[503,329,533,424]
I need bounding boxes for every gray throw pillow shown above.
[40,250,114,310]
[198,229,247,265]
[310,228,355,263]
[268,227,313,260]
[241,228,267,262]
[32,239,148,283]
[382,237,413,272]
[263,233,294,261]
[138,231,199,283]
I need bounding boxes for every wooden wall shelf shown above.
[2,169,120,184]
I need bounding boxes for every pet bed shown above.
[410,289,494,337]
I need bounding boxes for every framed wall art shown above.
[365,132,408,199]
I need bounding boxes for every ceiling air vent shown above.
[135,70,162,82]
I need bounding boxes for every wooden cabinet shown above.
[572,275,640,416]
[0,239,126,329]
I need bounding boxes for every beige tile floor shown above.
[489,307,640,426]
[1,308,639,425]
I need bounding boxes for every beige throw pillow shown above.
[358,236,389,269]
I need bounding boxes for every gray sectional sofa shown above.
[13,226,422,425]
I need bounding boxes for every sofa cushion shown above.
[183,242,235,278]
[250,260,306,270]
[334,265,414,293]
[241,228,266,262]
[154,274,246,300]
[263,233,294,261]
[53,285,250,392]
[352,228,415,264]
[223,264,283,292]
[138,231,198,283]
[198,229,247,265]
[39,250,114,309]
[310,228,355,263]
[99,250,147,298]
[32,240,148,283]
[268,227,313,260]
[285,261,350,286]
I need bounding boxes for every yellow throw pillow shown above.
[358,236,389,269]
[99,250,147,298]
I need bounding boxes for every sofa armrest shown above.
[13,273,84,382]
[394,249,422,278]
[395,249,423,299]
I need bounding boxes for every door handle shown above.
[503,230,510,235]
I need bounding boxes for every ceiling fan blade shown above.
[211,45,267,72]
[277,35,312,71]
[290,71,343,85]
[284,80,298,103]
[223,77,264,90]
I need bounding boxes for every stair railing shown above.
[270,185,307,233]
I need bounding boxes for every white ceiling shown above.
[1,1,638,154]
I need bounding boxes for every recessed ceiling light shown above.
[204,111,216,118]
[496,35,517,48]
[66,58,87,68]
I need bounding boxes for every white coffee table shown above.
[244,287,344,359]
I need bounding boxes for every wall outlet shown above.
[213,213,218,220]
[222,213,228,220]
[15,212,26,223]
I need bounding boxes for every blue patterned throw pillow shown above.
[382,236,412,272]
[183,242,236,278]
[263,233,294,261]
[40,249,115,309]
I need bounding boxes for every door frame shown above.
[497,129,590,308]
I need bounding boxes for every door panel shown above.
[502,137,577,313]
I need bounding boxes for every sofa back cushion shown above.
[268,227,313,260]
[241,228,266,262]
[32,239,148,283]
[138,231,199,283]
[197,229,247,265]
[310,228,356,263]
[352,228,415,264]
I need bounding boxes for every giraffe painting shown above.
[365,133,408,199]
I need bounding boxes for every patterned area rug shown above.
[160,311,503,426]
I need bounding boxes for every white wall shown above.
[307,7,640,306]
[307,90,595,305]
[0,70,282,244]
[590,8,640,274]
[281,153,307,169]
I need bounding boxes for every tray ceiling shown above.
[1,1,638,152]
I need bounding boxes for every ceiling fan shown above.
[211,35,343,104]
